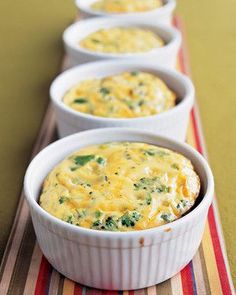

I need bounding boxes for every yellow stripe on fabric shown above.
[62,278,75,295]
[186,118,197,148]
[201,222,223,295]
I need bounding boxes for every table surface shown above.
[0,0,235,286]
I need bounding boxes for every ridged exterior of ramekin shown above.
[63,18,181,68]
[54,97,191,141]
[76,0,176,26]
[50,60,194,141]
[24,128,214,290]
[29,203,208,290]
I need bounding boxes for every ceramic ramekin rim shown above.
[24,128,214,239]
[50,60,194,123]
[62,17,181,59]
[75,0,176,18]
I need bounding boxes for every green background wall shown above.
[0,0,235,285]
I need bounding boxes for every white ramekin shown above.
[24,128,214,290]
[63,17,181,68]
[50,60,194,141]
[75,0,176,26]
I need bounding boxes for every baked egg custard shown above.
[39,142,200,231]
[79,27,164,54]
[91,0,163,13]
[63,71,176,118]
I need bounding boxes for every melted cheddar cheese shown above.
[79,27,164,54]
[39,142,200,231]
[63,71,176,118]
[91,0,163,13]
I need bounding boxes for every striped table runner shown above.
[0,17,234,295]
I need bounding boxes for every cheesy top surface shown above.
[63,71,176,118]
[39,142,200,232]
[91,0,163,13]
[79,27,164,54]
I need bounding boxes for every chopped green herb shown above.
[104,175,108,182]
[181,199,187,207]
[130,71,140,76]
[66,215,73,224]
[146,193,152,205]
[91,39,100,43]
[125,101,135,110]
[134,177,157,190]
[161,213,171,223]
[73,98,88,104]
[144,149,156,156]
[74,155,95,166]
[92,220,101,228]
[120,211,141,227]
[72,178,79,184]
[100,87,110,96]
[157,185,170,193]
[59,196,68,204]
[96,157,105,165]
[105,216,118,231]
[77,210,86,218]
[171,163,179,170]
[70,167,78,171]
[95,211,102,218]
[138,100,145,106]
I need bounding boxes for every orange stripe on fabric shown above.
[186,115,197,148]
[63,278,75,295]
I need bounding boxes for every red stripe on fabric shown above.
[208,207,232,294]
[180,264,194,295]
[74,284,83,295]
[129,291,134,295]
[34,256,51,295]
[90,289,103,295]
[102,291,119,295]
[190,109,203,154]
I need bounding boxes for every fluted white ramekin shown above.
[75,0,176,26]
[63,17,181,68]
[50,60,194,141]
[24,128,214,290]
